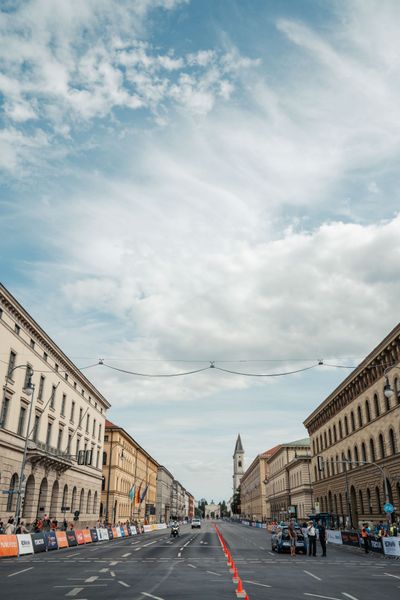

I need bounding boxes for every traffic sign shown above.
[384,502,394,513]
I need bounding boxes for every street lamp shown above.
[383,364,400,399]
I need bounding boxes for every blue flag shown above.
[129,484,135,502]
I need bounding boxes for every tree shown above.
[219,500,228,517]
[231,488,241,515]
[197,498,208,518]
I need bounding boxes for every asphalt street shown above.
[0,521,399,600]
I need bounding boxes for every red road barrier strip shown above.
[213,524,249,599]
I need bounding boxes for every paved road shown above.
[0,521,399,599]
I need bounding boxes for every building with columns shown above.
[156,465,174,523]
[233,434,244,496]
[265,439,312,521]
[101,420,158,524]
[0,284,110,528]
[304,323,400,528]
[240,446,280,521]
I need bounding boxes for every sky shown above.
[1,0,400,503]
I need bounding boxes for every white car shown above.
[191,518,201,529]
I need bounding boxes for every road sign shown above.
[384,502,394,513]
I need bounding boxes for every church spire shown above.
[234,434,244,455]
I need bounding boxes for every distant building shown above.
[304,324,400,527]
[265,438,312,521]
[102,420,158,524]
[0,283,110,527]
[171,479,186,520]
[156,465,174,523]
[240,446,280,521]
[205,502,220,519]
[233,433,244,496]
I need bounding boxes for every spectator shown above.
[288,519,297,558]
[317,520,327,557]
[5,517,15,534]
[361,523,370,554]
[307,521,317,557]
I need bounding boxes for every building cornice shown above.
[105,422,159,467]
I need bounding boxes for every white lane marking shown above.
[304,595,340,600]
[66,590,84,597]
[384,573,400,580]
[98,568,109,573]
[179,547,184,551]
[304,570,322,581]
[259,546,265,550]
[187,564,197,569]
[109,561,118,566]
[243,580,271,588]
[177,552,181,558]
[142,593,165,600]
[206,571,222,576]
[134,547,142,552]
[268,551,274,556]
[110,571,116,577]
[8,567,34,578]
[84,576,98,583]
[121,552,131,557]
[143,541,157,547]
[118,581,130,588]
[342,595,360,600]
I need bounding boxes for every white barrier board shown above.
[382,537,400,557]
[327,530,343,545]
[17,534,34,555]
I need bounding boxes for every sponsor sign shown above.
[123,526,129,536]
[143,525,152,533]
[90,528,98,542]
[31,532,46,553]
[118,526,124,537]
[107,527,113,540]
[102,527,110,540]
[129,526,137,535]
[66,530,77,547]
[369,538,384,554]
[75,530,85,545]
[83,529,92,543]
[17,534,34,555]
[56,531,68,548]
[115,527,122,538]
[44,530,58,551]
[341,531,360,547]
[327,530,343,545]
[112,527,118,538]
[0,535,18,558]
[382,537,400,558]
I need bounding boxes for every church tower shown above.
[233,434,244,495]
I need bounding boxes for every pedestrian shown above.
[317,520,327,557]
[16,521,28,534]
[361,523,370,553]
[301,522,308,554]
[0,520,4,534]
[307,521,317,557]
[63,518,68,531]
[5,517,15,534]
[288,519,297,557]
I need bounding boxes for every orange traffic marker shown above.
[236,578,247,598]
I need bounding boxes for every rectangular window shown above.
[43,352,48,362]
[81,388,84,396]
[96,449,100,468]
[0,308,3,318]
[74,382,77,389]
[55,363,59,372]
[7,351,16,379]
[99,425,102,442]
[23,364,32,390]
[67,433,72,454]
[1,398,10,428]
[32,414,40,442]
[61,394,66,416]
[104,433,108,442]
[46,421,52,446]
[17,406,27,436]
[76,436,81,457]
[14,323,20,335]
[50,385,56,409]
[86,413,90,433]
[37,375,45,400]
[64,373,68,381]
[92,418,96,437]
[79,407,83,427]
[70,401,75,423]
[57,428,63,450]
[30,339,35,349]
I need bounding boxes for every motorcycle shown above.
[170,524,179,538]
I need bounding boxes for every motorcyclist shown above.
[170,520,179,538]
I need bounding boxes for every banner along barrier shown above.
[83,529,92,543]
[0,535,18,558]
[66,530,78,547]
[31,532,46,553]
[56,531,68,548]
[327,530,343,545]
[90,528,98,542]
[130,526,137,535]
[341,531,360,547]
[369,537,384,554]
[75,530,85,545]
[382,537,400,558]
[17,534,34,555]
[44,530,58,551]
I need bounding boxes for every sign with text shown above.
[75,530,85,545]
[327,530,343,545]
[0,535,18,558]
[17,534,34,555]
[66,530,77,547]
[83,529,92,543]
[31,532,46,553]
[341,531,360,547]
[90,528,99,542]
[44,531,58,551]
[55,531,68,548]
[382,537,400,557]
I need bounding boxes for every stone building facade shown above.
[0,284,110,527]
[170,480,186,520]
[304,323,400,528]
[156,465,174,523]
[101,420,158,524]
[240,446,279,521]
[265,439,312,521]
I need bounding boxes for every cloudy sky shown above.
[1,0,400,502]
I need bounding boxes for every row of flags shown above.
[129,482,149,505]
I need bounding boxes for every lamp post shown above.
[383,364,400,401]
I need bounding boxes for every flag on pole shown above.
[129,484,135,502]
[135,484,141,505]
[140,484,149,504]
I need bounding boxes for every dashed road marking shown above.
[121,552,131,557]
[143,541,157,547]
[134,547,142,552]
[342,594,360,600]
[206,571,222,576]
[8,567,34,577]
[65,589,84,598]
[84,576,98,583]
[243,580,271,588]
[109,561,118,566]
[304,570,322,581]
[118,580,130,588]
[110,571,116,577]
[187,564,197,569]
[141,593,165,600]
[384,573,400,580]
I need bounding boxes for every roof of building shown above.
[260,444,281,458]
[234,434,244,454]
[285,437,310,447]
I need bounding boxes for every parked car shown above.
[271,526,306,554]
[191,518,202,529]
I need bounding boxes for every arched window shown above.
[359,490,364,514]
[62,484,68,511]
[7,473,18,512]
[324,431,328,449]
[375,486,382,513]
[374,394,380,417]
[102,452,107,466]
[86,490,92,514]
[347,448,352,468]
[357,406,363,428]
[354,446,359,464]
[379,433,385,458]
[71,486,77,512]
[365,400,371,422]
[389,429,396,455]
[320,434,323,450]
[339,493,344,514]
[395,378,400,404]
[344,416,349,436]
[79,489,85,513]
[333,425,337,442]
[350,411,355,431]
[93,491,98,514]
[367,488,372,514]
[361,442,367,462]
[370,438,376,462]
[384,385,391,411]
[334,494,338,514]
[341,452,346,473]
[339,420,343,439]
[328,429,332,446]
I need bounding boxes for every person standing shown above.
[307,521,317,556]
[361,523,370,554]
[317,520,327,557]
[5,517,15,534]
[288,519,297,557]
